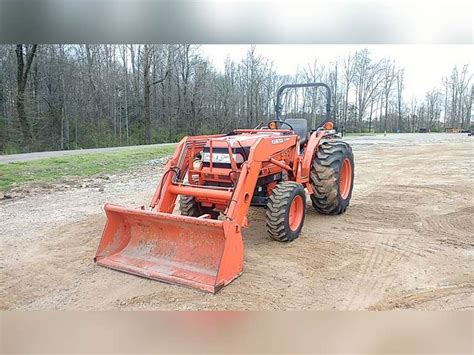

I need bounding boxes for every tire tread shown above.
[310,138,353,215]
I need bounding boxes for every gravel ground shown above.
[1,133,473,310]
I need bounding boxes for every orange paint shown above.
[288,195,304,231]
[95,126,336,293]
[339,158,352,199]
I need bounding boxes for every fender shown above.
[297,130,326,184]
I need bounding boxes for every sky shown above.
[199,45,473,99]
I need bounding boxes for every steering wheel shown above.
[267,120,294,131]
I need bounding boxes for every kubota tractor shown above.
[94,83,354,293]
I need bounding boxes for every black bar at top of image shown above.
[0,0,472,44]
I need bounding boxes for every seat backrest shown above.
[284,118,308,144]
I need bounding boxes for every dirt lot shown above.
[1,133,473,310]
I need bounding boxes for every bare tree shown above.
[396,69,404,132]
[382,60,397,132]
[15,44,38,147]
[341,52,356,131]
[426,90,442,130]
[353,49,384,132]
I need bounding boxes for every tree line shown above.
[0,44,472,153]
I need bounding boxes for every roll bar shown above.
[274,83,332,130]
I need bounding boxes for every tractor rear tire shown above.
[179,196,220,219]
[266,181,306,242]
[310,139,354,215]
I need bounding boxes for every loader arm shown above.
[95,133,300,293]
[152,134,299,226]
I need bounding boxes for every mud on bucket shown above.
[94,204,244,293]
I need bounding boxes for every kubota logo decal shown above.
[271,138,290,144]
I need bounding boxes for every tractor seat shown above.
[284,118,308,144]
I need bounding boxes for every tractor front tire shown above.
[179,196,219,219]
[266,181,306,242]
[310,139,354,215]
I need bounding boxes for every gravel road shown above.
[0,143,176,164]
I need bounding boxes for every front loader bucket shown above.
[95,204,244,293]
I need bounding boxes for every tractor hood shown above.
[206,131,288,149]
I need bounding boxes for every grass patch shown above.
[0,145,176,191]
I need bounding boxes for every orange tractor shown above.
[94,83,354,293]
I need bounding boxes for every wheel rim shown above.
[339,158,352,199]
[288,195,304,231]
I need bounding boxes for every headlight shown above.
[202,152,244,164]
